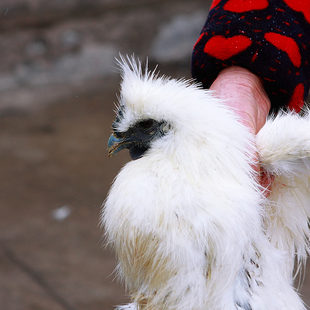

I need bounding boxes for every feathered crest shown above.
[115,54,159,83]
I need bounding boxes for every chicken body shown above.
[103,58,310,310]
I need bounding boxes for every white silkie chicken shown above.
[102,57,310,310]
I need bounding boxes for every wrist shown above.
[210,66,271,134]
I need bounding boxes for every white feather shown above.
[257,110,310,274]
[102,58,309,310]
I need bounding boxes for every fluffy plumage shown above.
[102,57,310,310]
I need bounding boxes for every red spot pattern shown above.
[251,52,258,62]
[288,83,304,112]
[223,0,269,13]
[193,33,205,49]
[192,0,310,112]
[204,35,252,60]
[263,77,276,82]
[210,0,221,10]
[264,32,301,67]
[283,0,310,23]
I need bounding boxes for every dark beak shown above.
[107,134,131,157]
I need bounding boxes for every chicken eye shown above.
[114,131,123,138]
[138,119,155,130]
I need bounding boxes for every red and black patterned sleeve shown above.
[191,0,310,113]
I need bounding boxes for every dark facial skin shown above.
[109,118,167,160]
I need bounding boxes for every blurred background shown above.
[1,1,310,309]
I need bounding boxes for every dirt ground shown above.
[1,74,310,310]
[0,78,130,310]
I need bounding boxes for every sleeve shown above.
[191,0,310,113]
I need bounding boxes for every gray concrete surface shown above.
[0,0,209,112]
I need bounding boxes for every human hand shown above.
[209,66,272,192]
[210,66,270,134]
